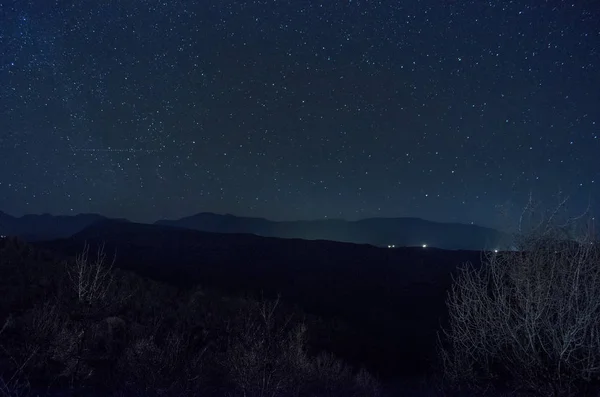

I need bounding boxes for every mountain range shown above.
[0,211,120,241]
[155,212,510,250]
[0,210,510,250]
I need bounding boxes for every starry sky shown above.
[1,0,598,229]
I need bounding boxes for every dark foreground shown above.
[0,221,488,396]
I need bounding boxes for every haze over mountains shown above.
[0,210,509,250]
[156,212,510,250]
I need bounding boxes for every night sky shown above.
[1,0,598,229]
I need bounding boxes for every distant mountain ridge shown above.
[0,211,127,241]
[155,212,510,250]
[0,210,510,250]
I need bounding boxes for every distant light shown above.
[387,244,395,248]
[494,249,499,253]
[422,244,427,248]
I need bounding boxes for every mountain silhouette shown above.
[0,211,126,241]
[0,210,511,250]
[155,212,510,250]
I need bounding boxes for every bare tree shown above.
[66,242,115,307]
[439,195,600,396]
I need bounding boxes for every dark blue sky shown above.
[1,0,598,229]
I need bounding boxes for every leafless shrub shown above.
[439,195,600,396]
[0,318,33,397]
[28,302,62,343]
[222,295,299,397]
[66,242,115,307]
[303,353,380,397]
[120,336,166,393]
[222,295,380,397]
[353,367,381,397]
[0,375,30,397]
[49,323,92,386]
[119,330,208,396]
[309,352,354,394]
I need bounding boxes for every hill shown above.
[35,219,486,378]
[0,236,384,396]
